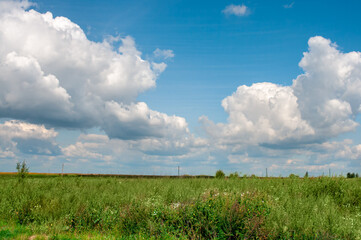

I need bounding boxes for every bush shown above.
[16,160,29,181]
[289,174,299,179]
[215,170,225,179]
[229,172,239,179]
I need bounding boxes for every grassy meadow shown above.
[1,175,361,239]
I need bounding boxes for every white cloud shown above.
[62,142,112,160]
[60,130,208,171]
[222,4,248,16]
[0,52,73,122]
[283,2,294,9]
[117,36,141,56]
[0,149,15,158]
[313,139,361,162]
[152,62,167,75]
[228,153,250,164]
[222,139,361,176]
[103,101,188,140]
[132,135,207,156]
[0,120,60,155]
[62,133,119,165]
[153,48,174,59]
[202,36,361,149]
[293,36,361,139]
[0,0,34,13]
[0,120,57,140]
[0,2,188,140]
[200,82,314,146]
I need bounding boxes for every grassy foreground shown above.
[1,176,361,239]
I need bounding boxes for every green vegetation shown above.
[228,172,239,179]
[1,175,361,239]
[215,170,225,179]
[15,160,29,182]
[347,172,359,178]
[288,173,299,179]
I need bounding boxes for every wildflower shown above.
[171,202,181,209]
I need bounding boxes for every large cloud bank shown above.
[0,1,188,140]
[202,36,361,149]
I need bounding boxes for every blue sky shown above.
[1,0,361,176]
[35,0,361,126]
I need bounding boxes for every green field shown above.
[1,175,361,239]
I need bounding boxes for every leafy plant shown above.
[16,160,29,181]
[215,170,225,179]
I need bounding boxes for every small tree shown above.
[215,170,225,179]
[304,171,309,178]
[229,171,239,179]
[16,160,29,181]
[289,173,299,179]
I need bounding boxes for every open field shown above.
[1,175,361,239]
[0,172,213,179]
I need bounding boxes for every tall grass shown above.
[1,176,361,239]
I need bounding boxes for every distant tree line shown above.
[347,172,359,178]
[215,170,360,179]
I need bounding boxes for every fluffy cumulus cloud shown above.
[202,36,361,151]
[62,134,113,162]
[0,1,189,140]
[200,83,314,147]
[293,36,361,139]
[0,120,60,156]
[222,4,248,16]
[103,102,188,140]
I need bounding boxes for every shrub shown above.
[229,172,239,179]
[289,174,299,179]
[215,170,225,179]
[16,160,29,181]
